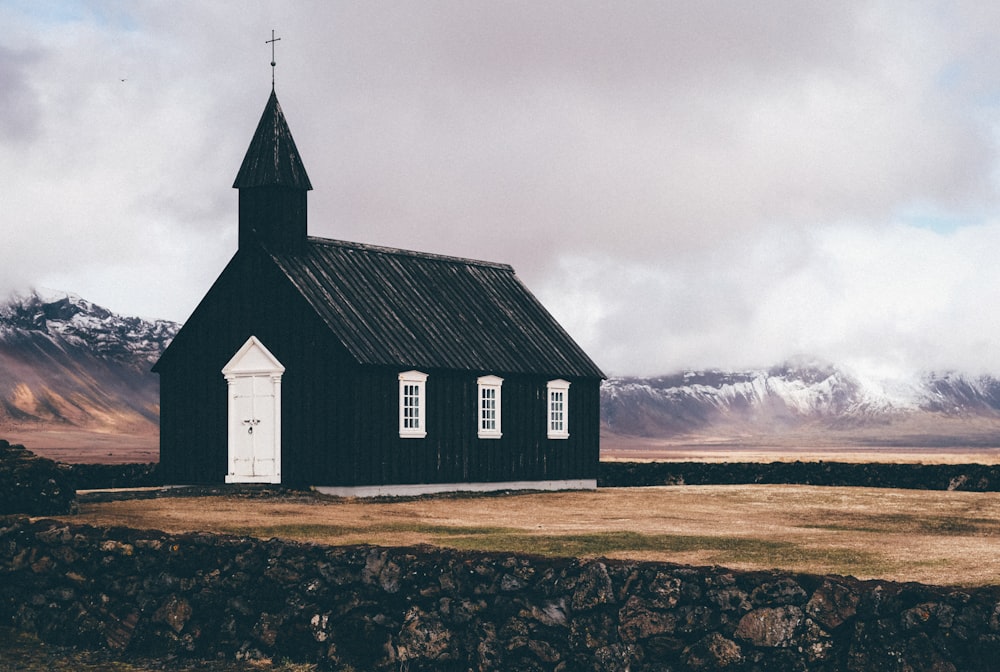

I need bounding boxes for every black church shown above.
[153,88,604,495]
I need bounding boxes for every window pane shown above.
[403,383,421,429]
[481,387,496,430]
[550,390,564,431]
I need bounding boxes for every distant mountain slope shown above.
[4,287,1000,456]
[0,289,179,433]
[601,364,1000,446]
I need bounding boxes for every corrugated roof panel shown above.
[269,238,604,378]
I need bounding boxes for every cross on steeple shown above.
[266,30,281,88]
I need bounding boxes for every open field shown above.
[65,484,1000,587]
[2,428,158,464]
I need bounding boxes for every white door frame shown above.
[222,336,285,484]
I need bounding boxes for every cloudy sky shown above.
[6,1,1000,377]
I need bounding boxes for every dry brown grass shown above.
[64,485,1000,587]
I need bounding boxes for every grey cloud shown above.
[0,46,44,143]
[6,1,1000,378]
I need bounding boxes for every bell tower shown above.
[233,88,313,252]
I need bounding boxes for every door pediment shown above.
[223,336,286,378]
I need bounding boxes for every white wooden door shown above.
[223,336,284,484]
[231,375,277,479]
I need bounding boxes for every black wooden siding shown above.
[327,369,598,487]
[163,364,596,486]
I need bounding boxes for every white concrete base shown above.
[225,474,281,484]
[312,479,597,498]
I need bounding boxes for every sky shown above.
[6,1,1000,378]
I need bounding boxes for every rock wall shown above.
[0,440,75,515]
[62,460,1000,492]
[69,462,161,490]
[56,459,1000,493]
[599,461,1000,491]
[3,517,999,671]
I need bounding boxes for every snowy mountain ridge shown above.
[0,288,179,365]
[601,364,1000,438]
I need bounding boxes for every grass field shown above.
[64,484,1000,587]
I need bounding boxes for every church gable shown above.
[154,246,350,374]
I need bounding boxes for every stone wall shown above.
[2,517,999,671]
[69,462,161,490]
[599,461,1000,491]
[62,460,1000,492]
[55,459,1000,493]
[0,440,75,515]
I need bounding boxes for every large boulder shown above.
[0,439,76,515]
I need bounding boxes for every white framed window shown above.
[398,370,428,438]
[477,375,503,439]
[547,379,570,439]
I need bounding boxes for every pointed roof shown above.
[233,89,313,190]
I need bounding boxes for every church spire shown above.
[234,89,312,252]
[233,89,312,191]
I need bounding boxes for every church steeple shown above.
[234,89,312,252]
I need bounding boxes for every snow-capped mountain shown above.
[601,364,1000,443]
[0,289,179,432]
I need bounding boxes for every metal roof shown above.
[233,89,313,191]
[268,237,605,379]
